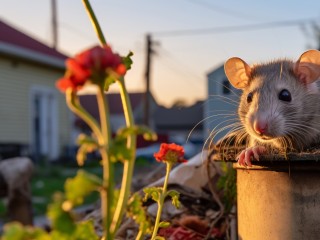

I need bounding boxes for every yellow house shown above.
[0,19,72,161]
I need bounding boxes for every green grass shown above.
[0,157,153,217]
[31,161,106,216]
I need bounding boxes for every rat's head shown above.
[224,50,320,146]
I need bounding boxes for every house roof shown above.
[206,64,224,78]
[79,92,146,116]
[154,101,204,130]
[0,18,67,69]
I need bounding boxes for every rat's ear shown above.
[224,57,251,89]
[295,49,320,84]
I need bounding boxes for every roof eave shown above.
[0,42,66,70]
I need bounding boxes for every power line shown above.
[158,46,204,82]
[153,18,314,37]
[59,21,138,53]
[185,0,261,22]
[59,21,97,41]
[157,58,203,90]
[156,48,204,91]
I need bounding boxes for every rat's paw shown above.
[237,146,266,167]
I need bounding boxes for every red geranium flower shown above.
[56,77,76,92]
[154,143,187,164]
[56,45,127,92]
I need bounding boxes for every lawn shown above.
[0,157,155,219]
[30,159,123,216]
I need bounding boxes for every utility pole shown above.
[144,34,153,126]
[51,0,58,49]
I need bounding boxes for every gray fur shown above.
[238,60,320,151]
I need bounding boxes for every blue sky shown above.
[1,0,320,106]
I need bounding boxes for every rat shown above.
[224,49,320,167]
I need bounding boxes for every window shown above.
[222,79,231,94]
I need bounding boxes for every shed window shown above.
[222,79,231,94]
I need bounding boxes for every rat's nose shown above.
[254,121,268,135]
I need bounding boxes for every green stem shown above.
[135,229,144,240]
[82,0,107,45]
[96,87,113,239]
[151,163,172,240]
[81,1,113,238]
[110,79,136,236]
[66,89,103,144]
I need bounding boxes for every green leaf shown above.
[47,193,76,235]
[167,190,181,209]
[76,146,86,167]
[109,138,132,162]
[73,220,99,240]
[77,134,98,146]
[217,162,236,212]
[127,193,152,235]
[158,221,170,228]
[104,74,117,91]
[76,134,99,166]
[116,125,157,141]
[64,170,102,206]
[2,222,51,240]
[25,228,51,240]
[2,223,25,240]
[143,187,162,202]
[49,231,69,240]
[122,51,134,70]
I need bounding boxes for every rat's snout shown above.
[253,120,268,135]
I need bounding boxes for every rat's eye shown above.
[279,89,291,102]
[247,92,253,103]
